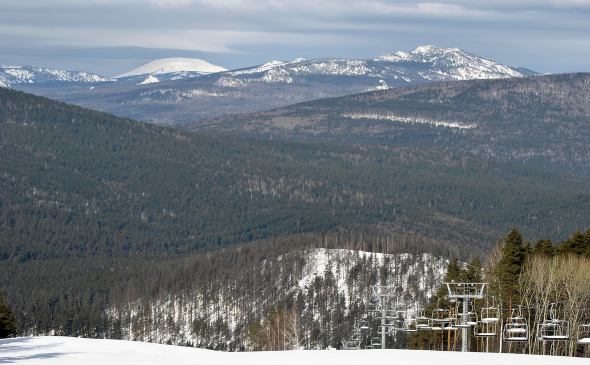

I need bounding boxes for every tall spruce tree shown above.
[494,229,529,306]
[0,290,17,338]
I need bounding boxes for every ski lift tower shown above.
[370,285,397,349]
[445,282,486,352]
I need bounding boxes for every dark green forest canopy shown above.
[1,86,589,265]
[1,87,589,341]
[180,73,590,176]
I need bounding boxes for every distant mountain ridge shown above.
[7,45,538,124]
[0,65,114,87]
[179,72,590,176]
[222,45,534,84]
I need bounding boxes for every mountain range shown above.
[5,46,538,125]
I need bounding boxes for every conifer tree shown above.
[0,290,17,338]
[493,229,529,306]
[532,239,554,256]
[556,229,590,256]
[464,257,482,283]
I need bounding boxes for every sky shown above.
[0,0,588,77]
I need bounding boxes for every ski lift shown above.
[360,320,370,330]
[431,308,451,324]
[371,337,381,347]
[467,309,478,326]
[365,302,377,314]
[416,310,433,330]
[405,318,418,333]
[431,299,451,323]
[480,305,500,323]
[442,319,458,331]
[377,327,388,335]
[474,319,497,337]
[577,324,590,344]
[451,313,470,328]
[537,303,569,341]
[343,340,361,350]
[351,331,363,341]
[390,318,407,332]
[503,307,528,342]
[430,318,444,331]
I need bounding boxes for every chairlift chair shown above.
[538,321,569,341]
[416,310,433,330]
[480,306,500,323]
[431,302,451,330]
[405,318,418,333]
[537,304,569,341]
[442,320,458,331]
[390,319,407,332]
[577,324,590,344]
[474,320,497,337]
[371,337,381,347]
[503,308,528,342]
[343,340,361,350]
[431,308,451,324]
[430,318,444,331]
[467,311,478,326]
[351,331,363,341]
[451,313,470,329]
[360,320,370,330]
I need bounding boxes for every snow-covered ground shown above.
[1,336,586,365]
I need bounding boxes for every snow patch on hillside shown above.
[342,113,477,129]
[137,75,160,85]
[299,249,448,312]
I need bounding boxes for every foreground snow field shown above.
[1,337,587,365]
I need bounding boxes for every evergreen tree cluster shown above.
[0,290,17,338]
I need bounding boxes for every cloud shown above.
[0,0,588,74]
[0,24,360,54]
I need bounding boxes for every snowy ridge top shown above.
[373,45,523,79]
[0,65,114,85]
[218,46,531,86]
[228,60,290,76]
[115,58,227,78]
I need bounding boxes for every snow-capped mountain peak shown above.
[115,58,227,78]
[216,46,534,88]
[0,65,113,87]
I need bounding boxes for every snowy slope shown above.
[2,336,587,365]
[115,58,227,78]
[0,65,113,86]
[98,249,448,349]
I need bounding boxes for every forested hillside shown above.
[1,87,589,345]
[180,73,590,176]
